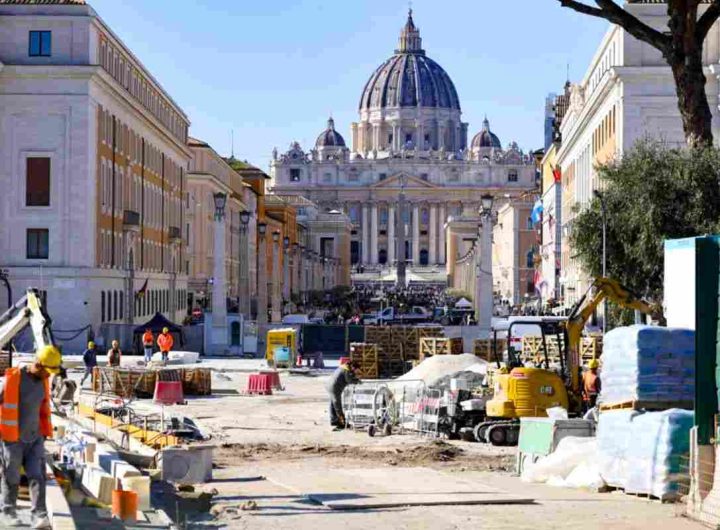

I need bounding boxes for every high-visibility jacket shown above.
[142,331,154,347]
[0,368,52,442]
[157,333,174,353]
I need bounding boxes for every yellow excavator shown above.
[477,277,661,445]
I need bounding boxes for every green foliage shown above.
[570,141,720,304]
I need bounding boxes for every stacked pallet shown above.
[473,338,507,362]
[181,367,212,396]
[92,366,212,398]
[412,326,444,361]
[580,336,603,361]
[350,343,379,379]
[92,367,146,398]
[521,335,566,362]
[419,337,464,360]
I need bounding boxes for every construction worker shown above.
[107,340,122,367]
[142,328,154,363]
[582,358,602,410]
[80,340,98,387]
[0,345,60,528]
[157,327,174,363]
[326,359,360,431]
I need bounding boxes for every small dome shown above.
[471,117,501,149]
[315,117,346,148]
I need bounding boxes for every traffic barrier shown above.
[246,373,273,395]
[153,381,184,405]
[259,370,283,390]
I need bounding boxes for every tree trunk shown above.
[670,57,714,148]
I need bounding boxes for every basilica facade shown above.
[270,11,537,276]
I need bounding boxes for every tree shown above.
[570,141,720,308]
[558,0,720,148]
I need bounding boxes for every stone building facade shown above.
[270,11,537,281]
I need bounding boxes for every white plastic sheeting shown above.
[521,436,599,487]
[600,325,694,404]
[597,408,693,500]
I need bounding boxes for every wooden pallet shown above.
[473,339,507,362]
[419,337,463,359]
[599,399,694,412]
[350,343,380,379]
[580,336,603,360]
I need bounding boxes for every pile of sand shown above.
[395,354,484,386]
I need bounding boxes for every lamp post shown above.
[397,174,407,288]
[292,242,299,301]
[476,193,495,333]
[593,189,608,332]
[257,222,268,324]
[283,236,290,314]
[239,210,251,318]
[271,230,281,322]
[211,192,228,353]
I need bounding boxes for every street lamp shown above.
[476,194,495,332]
[258,222,267,237]
[593,189,608,333]
[240,209,251,226]
[480,193,494,215]
[272,230,280,243]
[283,236,290,249]
[213,192,227,220]
[257,222,268,324]
[238,210,251,318]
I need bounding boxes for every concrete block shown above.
[121,476,151,511]
[111,460,142,480]
[95,448,120,474]
[158,446,213,483]
[81,465,115,505]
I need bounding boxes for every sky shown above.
[89,0,610,170]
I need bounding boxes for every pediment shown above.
[370,172,439,189]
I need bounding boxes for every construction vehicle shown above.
[0,288,56,360]
[478,277,660,446]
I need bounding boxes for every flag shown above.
[530,199,544,225]
[552,165,562,183]
[534,269,547,296]
[136,278,148,298]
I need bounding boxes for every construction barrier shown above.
[246,373,274,395]
[153,381,184,405]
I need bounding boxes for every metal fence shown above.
[342,379,442,437]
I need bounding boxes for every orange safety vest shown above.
[142,331,154,346]
[0,368,52,442]
[157,333,174,352]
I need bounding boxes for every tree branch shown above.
[697,0,720,42]
[558,0,671,54]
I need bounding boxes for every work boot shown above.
[31,515,51,529]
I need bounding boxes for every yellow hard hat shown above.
[588,359,600,369]
[87,341,95,349]
[162,327,169,334]
[36,345,62,375]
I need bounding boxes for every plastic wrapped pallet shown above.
[600,325,694,405]
[597,408,693,500]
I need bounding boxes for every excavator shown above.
[477,277,661,446]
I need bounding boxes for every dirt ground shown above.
[165,365,702,530]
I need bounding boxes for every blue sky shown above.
[90,0,609,170]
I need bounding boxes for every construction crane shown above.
[479,277,660,446]
[0,288,56,365]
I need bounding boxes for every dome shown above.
[358,10,461,112]
[471,117,501,149]
[315,117,346,148]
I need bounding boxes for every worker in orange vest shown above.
[157,327,174,363]
[142,328,154,363]
[582,358,602,411]
[0,345,60,529]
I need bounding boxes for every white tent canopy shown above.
[454,297,473,309]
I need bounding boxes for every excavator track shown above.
[473,420,520,446]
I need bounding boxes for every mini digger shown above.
[474,277,661,446]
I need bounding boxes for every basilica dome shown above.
[358,10,461,112]
[315,117,346,148]
[471,117,502,149]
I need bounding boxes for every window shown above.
[378,173,387,181]
[323,172,332,183]
[26,157,50,206]
[26,229,49,259]
[420,173,428,181]
[101,291,106,323]
[508,170,518,182]
[29,31,51,57]
[290,168,301,182]
[380,208,388,225]
[526,250,534,268]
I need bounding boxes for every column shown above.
[239,225,250,318]
[388,204,396,266]
[438,203,446,264]
[372,124,379,151]
[361,204,370,264]
[439,125,446,150]
[370,203,378,264]
[429,204,437,264]
[476,218,494,333]
[412,203,420,266]
[283,246,290,306]
[417,121,425,150]
[257,234,267,324]
[272,239,281,322]
[392,124,400,151]
[211,206,228,349]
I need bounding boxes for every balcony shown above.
[122,210,140,232]
[169,225,182,242]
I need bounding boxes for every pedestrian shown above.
[0,345,61,528]
[157,327,174,363]
[107,340,122,367]
[142,328,154,363]
[326,359,361,431]
[80,341,98,387]
[582,358,602,411]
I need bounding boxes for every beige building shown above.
[186,138,252,314]
[493,202,536,305]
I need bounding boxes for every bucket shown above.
[111,489,138,522]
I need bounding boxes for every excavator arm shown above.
[0,289,55,353]
[565,277,660,395]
